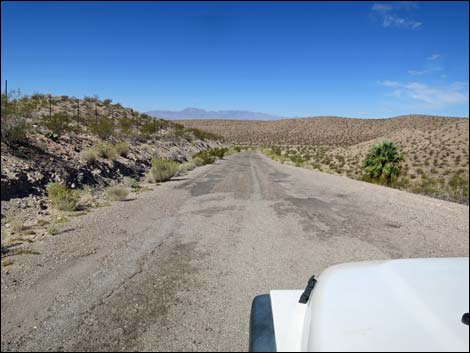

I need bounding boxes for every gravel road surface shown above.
[1,151,468,351]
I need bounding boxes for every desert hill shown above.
[180,115,469,204]
[179,115,467,146]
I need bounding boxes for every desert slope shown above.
[180,115,468,146]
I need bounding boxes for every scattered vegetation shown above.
[43,112,72,137]
[147,158,179,183]
[114,141,130,157]
[89,117,115,139]
[105,186,129,201]
[93,142,118,160]
[192,148,229,165]
[124,177,140,189]
[1,259,14,267]
[80,148,98,164]
[1,91,34,145]
[46,182,79,211]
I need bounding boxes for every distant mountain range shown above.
[146,107,284,121]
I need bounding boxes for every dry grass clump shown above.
[114,142,130,157]
[105,186,129,201]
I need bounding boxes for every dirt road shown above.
[1,151,468,351]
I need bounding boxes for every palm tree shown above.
[363,141,404,185]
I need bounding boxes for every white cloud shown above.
[408,54,443,76]
[378,80,469,106]
[427,53,441,60]
[372,2,422,29]
[408,69,428,76]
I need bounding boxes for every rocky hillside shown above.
[1,93,223,201]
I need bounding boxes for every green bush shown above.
[1,93,32,145]
[119,117,135,135]
[192,150,216,165]
[46,183,79,211]
[1,115,29,145]
[89,117,114,140]
[140,120,162,136]
[363,141,404,185]
[192,148,228,165]
[147,158,179,183]
[447,173,469,204]
[44,112,72,136]
[179,161,196,175]
[94,142,117,160]
[105,186,129,201]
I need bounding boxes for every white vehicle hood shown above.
[271,258,469,352]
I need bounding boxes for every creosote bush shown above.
[44,112,72,137]
[46,183,79,211]
[89,117,114,140]
[147,158,179,183]
[94,142,118,160]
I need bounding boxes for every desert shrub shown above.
[76,188,95,210]
[105,186,129,201]
[192,150,216,165]
[179,161,196,175]
[94,142,117,160]
[447,173,469,204]
[271,146,282,156]
[46,183,79,211]
[89,117,114,140]
[119,117,135,135]
[363,141,404,185]
[147,158,179,183]
[191,128,220,141]
[44,112,72,136]
[31,93,47,100]
[84,96,99,103]
[211,148,228,159]
[167,126,194,141]
[140,120,161,136]
[1,92,33,145]
[114,142,130,157]
[234,146,242,153]
[80,148,98,164]
[1,114,29,145]
[124,177,140,189]
[103,98,112,105]
[390,177,411,190]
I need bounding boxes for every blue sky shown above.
[1,1,469,118]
